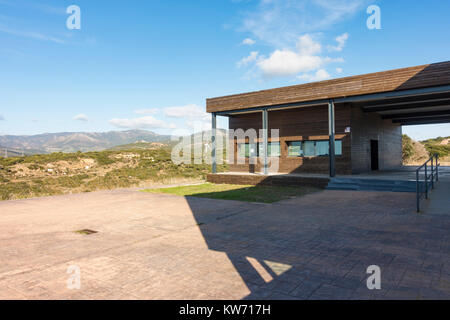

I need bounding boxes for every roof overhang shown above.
[207,61,450,125]
[214,85,450,124]
[360,89,450,125]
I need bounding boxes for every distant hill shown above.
[0,146,43,157]
[108,141,169,151]
[421,136,450,158]
[403,135,450,165]
[0,147,25,157]
[402,135,429,164]
[0,130,172,154]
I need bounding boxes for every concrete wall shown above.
[351,106,403,174]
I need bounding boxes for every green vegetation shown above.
[0,180,58,200]
[421,136,450,158]
[0,146,227,201]
[144,183,320,203]
[108,141,169,151]
[0,151,119,167]
[402,134,415,161]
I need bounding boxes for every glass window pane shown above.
[316,141,329,156]
[335,140,342,156]
[269,142,280,157]
[249,143,258,158]
[287,141,302,157]
[259,142,281,157]
[258,143,263,157]
[238,144,247,158]
[304,141,315,157]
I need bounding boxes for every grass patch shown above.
[144,183,320,203]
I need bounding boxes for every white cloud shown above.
[0,115,4,121]
[235,1,361,79]
[164,104,209,121]
[73,114,89,122]
[109,116,176,130]
[336,67,343,74]
[257,49,323,77]
[255,34,340,78]
[134,108,159,115]
[298,69,331,82]
[237,51,259,68]
[110,104,211,133]
[186,120,212,132]
[164,104,211,132]
[241,0,368,47]
[238,34,345,78]
[242,38,256,45]
[327,33,349,52]
[297,34,322,55]
[0,25,66,44]
[324,57,345,64]
[0,0,66,15]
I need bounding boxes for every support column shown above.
[262,109,269,175]
[328,100,336,178]
[211,113,217,174]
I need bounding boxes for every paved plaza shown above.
[0,184,449,300]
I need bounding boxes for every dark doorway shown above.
[370,140,379,171]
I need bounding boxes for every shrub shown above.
[402,135,414,161]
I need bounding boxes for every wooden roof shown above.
[206,61,450,113]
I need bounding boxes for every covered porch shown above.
[208,61,450,180]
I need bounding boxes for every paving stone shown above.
[289,278,323,299]
[308,284,354,300]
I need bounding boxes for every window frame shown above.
[287,141,303,157]
[237,142,258,158]
[286,140,343,158]
[258,141,281,158]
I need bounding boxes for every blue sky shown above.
[0,0,449,140]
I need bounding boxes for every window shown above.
[238,143,258,158]
[249,143,258,157]
[316,141,329,156]
[238,143,247,158]
[258,142,281,157]
[269,142,281,157]
[239,142,281,158]
[335,140,343,155]
[287,140,343,157]
[303,141,315,157]
[287,141,303,157]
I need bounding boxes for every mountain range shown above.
[0,130,173,154]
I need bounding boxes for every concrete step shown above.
[326,178,424,193]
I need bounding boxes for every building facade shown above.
[206,61,450,180]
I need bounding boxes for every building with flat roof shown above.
[206,61,450,184]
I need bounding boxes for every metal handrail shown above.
[416,154,440,212]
